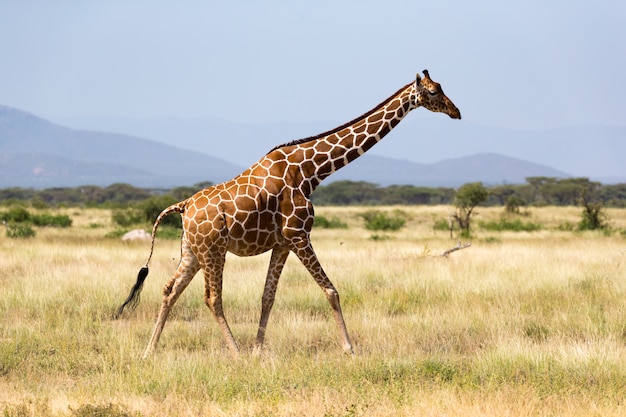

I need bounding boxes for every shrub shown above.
[479,217,542,232]
[360,210,406,231]
[578,201,608,231]
[139,196,181,228]
[433,218,450,231]
[578,184,609,231]
[111,208,145,227]
[31,213,72,227]
[156,225,183,240]
[1,207,31,223]
[6,223,36,238]
[505,196,526,214]
[0,208,72,228]
[314,215,348,229]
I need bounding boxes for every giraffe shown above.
[116,70,461,358]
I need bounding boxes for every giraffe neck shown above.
[270,81,416,192]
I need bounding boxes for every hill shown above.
[0,105,243,188]
[1,105,573,189]
[56,114,626,183]
[328,153,568,187]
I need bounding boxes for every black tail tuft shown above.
[115,266,149,319]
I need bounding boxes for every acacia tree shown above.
[578,182,608,230]
[451,182,489,237]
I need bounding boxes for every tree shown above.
[505,196,526,214]
[578,183,608,231]
[545,178,598,206]
[599,183,626,208]
[140,195,181,227]
[489,184,516,205]
[312,181,381,205]
[525,176,557,205]
[451,182,488,237]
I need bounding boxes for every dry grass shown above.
[1,206,625,416]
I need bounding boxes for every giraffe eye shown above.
[427,89,437,95]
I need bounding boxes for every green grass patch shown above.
[479,217,542,232]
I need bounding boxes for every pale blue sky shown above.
[1,1,625,129]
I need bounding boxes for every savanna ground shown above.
[1,205,625,416]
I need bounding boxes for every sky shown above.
[1,1,625,131]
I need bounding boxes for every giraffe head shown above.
[414,69,461,119]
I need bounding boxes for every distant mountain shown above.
[55,114,626,182]
[0,105,243,188]
[328,153,568,187]
[0,104,581,189]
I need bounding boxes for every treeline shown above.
[0,177,625,208]
[0,183,210,208]
[312,177,626,207]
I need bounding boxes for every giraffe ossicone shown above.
[116,70,461,358]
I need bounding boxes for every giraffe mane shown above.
[267,81,414,154]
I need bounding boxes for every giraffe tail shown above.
[114,200,187,319]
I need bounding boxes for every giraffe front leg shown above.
[254,247,290,353]
[142,249,200,359]
[292,241,354,355]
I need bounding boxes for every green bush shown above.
[505,196,526,214]
[314,215,348,229]
[360,210,406,231]
[6,223,36,238]
[0,208,72,228]
[578,201,609,231]
[479,217,542,232]
[111,208,145,227]
[0,207,72,227]
[112,197,182,228]
[1,207,31,223]
[139,196,181,228]
[31,213,72,227]
[433,218,452,232]
[156,225,182,240]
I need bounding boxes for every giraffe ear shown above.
[416,72,422,84]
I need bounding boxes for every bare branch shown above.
[442,241,472,257]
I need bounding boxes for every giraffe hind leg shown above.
[142,245,200,359]
[202,254,240,356]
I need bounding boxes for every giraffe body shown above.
[116,70,461,358]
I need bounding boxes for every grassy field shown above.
[1,205,625,416]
